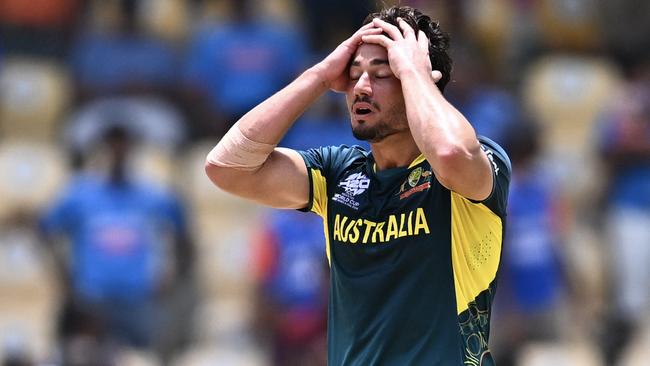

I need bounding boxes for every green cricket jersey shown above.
[298,137,511,366]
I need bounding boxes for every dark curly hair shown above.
[363,6,452,93]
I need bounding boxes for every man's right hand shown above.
[312,23,382,93]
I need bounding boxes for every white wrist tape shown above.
[206,123,277,171]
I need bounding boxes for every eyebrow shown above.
[350,59,390,67]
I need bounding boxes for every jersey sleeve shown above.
[477,136,512,217]
[297,145,366,217]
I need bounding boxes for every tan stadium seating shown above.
[172,342,268,366]
[139,0,190,41]
[0,226,60,362]
[517,341,603,366]
[192,296,255,345]
[522,55,621,330]
[192,210,259,298]
[535,0,601,50]
[178,141,262,316]
[463,0,514,56]
[114,349,160,366]
[522,55,622,209]
[0,140,68,221]
[0,58,71,141]
[177,141,261,214]
[259,0,300,22]
[131,145,176,189]
[619,321,650,366]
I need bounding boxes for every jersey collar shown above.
[371,153,426,173]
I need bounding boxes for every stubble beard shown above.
[351,105,408,143]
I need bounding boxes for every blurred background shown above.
[0,0,648,365]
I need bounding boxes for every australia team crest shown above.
[398,167,432,200]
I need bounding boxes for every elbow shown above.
[204,160,236,193]
[432,143,481,185]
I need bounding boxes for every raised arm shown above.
[363,18,493,201]
[205,24,382,209]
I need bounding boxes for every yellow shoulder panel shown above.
[407,154,426,169]
[450,192,503,314]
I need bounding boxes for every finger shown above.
[353,22,382,38]
[417,30,429,52]
[361,34,393,48]
[343,27,382,48]
[397,18,417,41]
[344,23,379,42]
[361,27,384,35]
[372,18,403,41]
[354,28,383,44]
[431,70,443,83]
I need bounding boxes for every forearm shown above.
[400,70,481,169]
[205,22,377,206]
[206,66,328,172]
[400,70,491,199]
[235,67,329,144]
[205,69,325,208]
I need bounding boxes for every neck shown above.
[370,132,421,171]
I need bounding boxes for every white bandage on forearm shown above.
[206,123,277,171]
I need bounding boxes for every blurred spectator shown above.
[0,0,80,58]
[0,57,72,142]
[599,0,650,71]
[0,210,58,365]
[597,69,650,364]
[534,0,601,51]
[182,0,308,137]
[492,118,569,366]
[62,96,187,170]
[1,352,32,366]
[447,42,520,144]
[69,0,178,102]
[252,209,328,366]
[300,0,374,52]
[39,124,194,364]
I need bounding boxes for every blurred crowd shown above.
[0,0,648,365]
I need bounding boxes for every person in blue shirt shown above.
[182,0,308,137]
[597,79,650,364]
[492,119,567,366]
[40,124,193,362]
[69,0,178,101]
[252,209,329,366]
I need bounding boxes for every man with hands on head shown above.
[206,6,510,366]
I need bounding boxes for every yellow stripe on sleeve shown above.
[310,168,331,264]
[450,192,503,314]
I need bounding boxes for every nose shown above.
[353,72,372,97]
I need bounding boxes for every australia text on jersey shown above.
[332,207,430,244]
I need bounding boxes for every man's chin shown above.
[352,127,385,143]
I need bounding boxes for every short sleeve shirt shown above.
[298,137,511,366]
